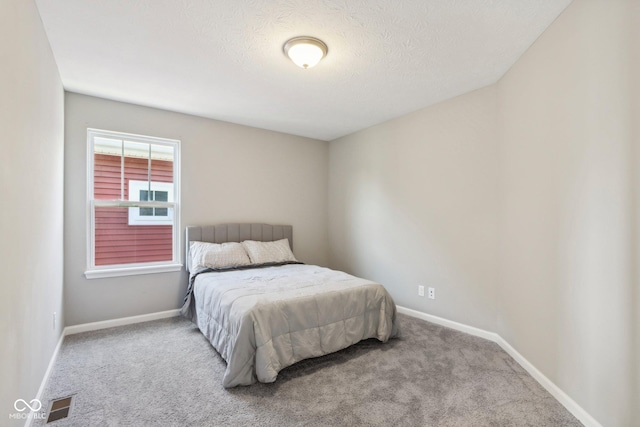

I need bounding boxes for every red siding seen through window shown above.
[94,154,173,266]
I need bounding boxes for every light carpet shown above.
[34,314,582,426]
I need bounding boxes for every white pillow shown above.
[189,241,251,271]
[241,239,297,265]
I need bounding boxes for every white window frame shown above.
[85,128,182,279]
[128,180,174,225]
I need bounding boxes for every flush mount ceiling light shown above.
[283,36,328,69]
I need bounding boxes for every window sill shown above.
[85,263,183,279]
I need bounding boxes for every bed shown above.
[181,223,398,388]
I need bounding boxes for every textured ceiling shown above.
[35,0,572,141]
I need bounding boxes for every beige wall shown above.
[64,93,329,326]
[329,86,500,332]
[0,0,65,424]
[497,0,634,424]
[632,1,640,420]
[329,0,637,425]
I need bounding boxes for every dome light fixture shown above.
[283,36,328,69]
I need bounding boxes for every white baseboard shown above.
[64,309,181,335]
[25,330,65,427]
[396,306,499,342]
[493,335,601,427]
[396,305,602,427]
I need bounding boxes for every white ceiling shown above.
[35,0,572,141]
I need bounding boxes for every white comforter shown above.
[188,264,398,387]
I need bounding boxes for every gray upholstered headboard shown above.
[185,223,293,272]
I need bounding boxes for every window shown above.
[128,180,174,225]
[86,129,181,279]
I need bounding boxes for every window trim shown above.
[85,128,182,279]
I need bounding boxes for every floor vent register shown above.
[46,396,73,423]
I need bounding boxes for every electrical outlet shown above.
[53,312,56,330]
[428,287,435,299]
[418,285,425,297]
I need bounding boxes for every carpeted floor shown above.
[35,314,582,426]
